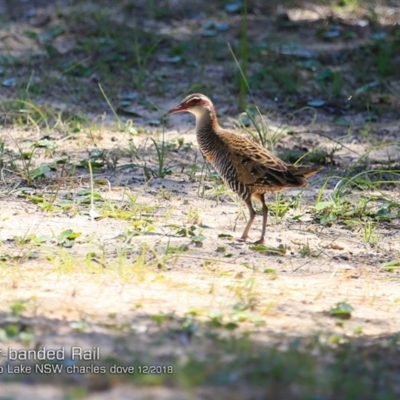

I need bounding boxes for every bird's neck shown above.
[189,107,224,156]
[190,106,221,135]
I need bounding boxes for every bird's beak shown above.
[168,103,187,114]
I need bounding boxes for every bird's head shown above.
[168,93,214,120]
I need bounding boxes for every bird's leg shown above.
[239,198,256,242]
[252,193,268,245]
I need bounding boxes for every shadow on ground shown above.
[1,308,400,400]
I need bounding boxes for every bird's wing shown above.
[221,132,305,189]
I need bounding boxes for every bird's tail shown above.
[289,165,324,179]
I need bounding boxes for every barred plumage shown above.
[168,93,323,244]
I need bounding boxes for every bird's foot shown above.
[236,236,265,245]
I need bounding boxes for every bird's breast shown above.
[204,152,215,164]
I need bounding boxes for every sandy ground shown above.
[1,124,399,337]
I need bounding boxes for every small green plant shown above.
[3,135,59,184]
[0,99,53,129]
[250,243,287,255]
[238,106,283,149]
[298,242,313,257]
[329,301,354,319]
[56,229,82,248]
[175,224,205,244]
[0,322,34,344]
[165,243,189,255]
[314,193,375,227]
[184,208,199,225]
[268,194,302,222]
[227,277,260,311]
[379,259,400,273]
[191,234,206,246]
[149,136,173,178]
[370,38,396,77]
[315,68,343,97]
[10,299,29,317]
[361,221,379,245]
[336,0,360,10]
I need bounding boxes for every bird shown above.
[168,93,323,244]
